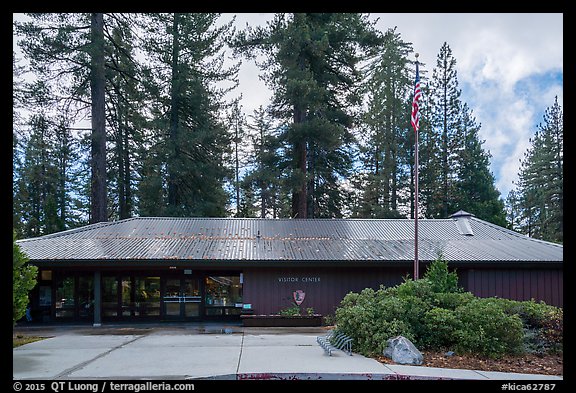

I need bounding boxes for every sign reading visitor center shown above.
[277,276,321,283]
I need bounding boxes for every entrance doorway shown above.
[163,278,201,319]
[34,269,243,322]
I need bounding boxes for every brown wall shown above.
[242,266,410,316]
[462,268,563,307]
[243,266,563,317]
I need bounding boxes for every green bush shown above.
[432,291,475,310]
[507,299,560,329]
[538,308,563,353]
[454,298,525,358]
[423,255,459,293]
[394,276,434,299]
[13,231,37,325]
[278,303,301,316]
[333,258,562,359]
[335,288,416,356]
[421,307,462,349]
[466,297,563,356]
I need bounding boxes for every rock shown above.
[445,351,455,357]
[383,336,423,365]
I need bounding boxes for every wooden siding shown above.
[243,266,563,318]
[464,268,563,307]
[242,266,410,316]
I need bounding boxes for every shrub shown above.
[432,291,475,310]
[423,254,460,293]
[421,307,462,349]
[335,288,416,356]
[278,303,301,316]
[523,306,563,355]
[454,298,525,358]
[395,276,434,300]
[507,299,560,329]
[538,308,563,353]
[13,231,37,325]
[474,297,563,355]
[322,314,336,326]
[333,260,562,359]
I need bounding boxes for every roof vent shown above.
[449,210,474,236]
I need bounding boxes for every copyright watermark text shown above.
[13,382,195,393]
[502,383,556,391]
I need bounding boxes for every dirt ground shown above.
[376,350,563,376]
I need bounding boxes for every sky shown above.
[223,13,564,200]
[13,13,563,202]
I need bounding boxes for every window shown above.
[78,276,94,318]
[205,276,242,316]
[135,277,161,316]
[55,276,75,318]
[121,277,132,316]
[102,276,119,317]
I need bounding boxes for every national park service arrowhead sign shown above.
[293,289,306,305]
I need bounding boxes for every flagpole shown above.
[413,53,420,280]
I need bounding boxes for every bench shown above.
[317,330,353,356]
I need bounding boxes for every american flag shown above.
[411,61,422,132]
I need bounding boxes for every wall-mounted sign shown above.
[293,290,306,305]
[278,276,321,283]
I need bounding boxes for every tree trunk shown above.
[167,13,181,210]
[291,105,307,219]
[116,103,126,219]
[123,118,132,218]
[442,81,449,218]
[235,120,240,216]
[90,13,107,223]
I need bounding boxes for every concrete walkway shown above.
[13,323,563,381]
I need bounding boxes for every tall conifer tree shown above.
[512,97,563,243]
[233,13,380,218]
[137,13,239,217]
[355,27,412,218]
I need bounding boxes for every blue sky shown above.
[227,13,564,200]
[14,13,563,202]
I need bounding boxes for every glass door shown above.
[164,278,181,317]
[182,279,201,317]
[163,278,201,319]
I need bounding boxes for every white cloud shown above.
[228,13,563,199]
[371,13,563,198]
[16,12,563,202]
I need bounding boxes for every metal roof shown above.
[16,213,563,264]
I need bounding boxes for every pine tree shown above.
[90,13,107,223]
[427,42,462,218]
[242,106,285,218]
[105,17,146,220]
[13,80,87,237]
[226,99,249,217]
[416,80,442,219]
[512,97,563,243]
[13,52,27,235]
[137,13,238,217]
[354,27,413,218]
[415,42,506,225]
[15,13,108,223]
[233,13,381,218]
[454,103,507,226]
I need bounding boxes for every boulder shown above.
[383,336,423,365]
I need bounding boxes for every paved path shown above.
[13,323,563,381]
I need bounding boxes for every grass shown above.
[13,334,47,348]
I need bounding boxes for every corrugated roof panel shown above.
[16,216,562,264]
